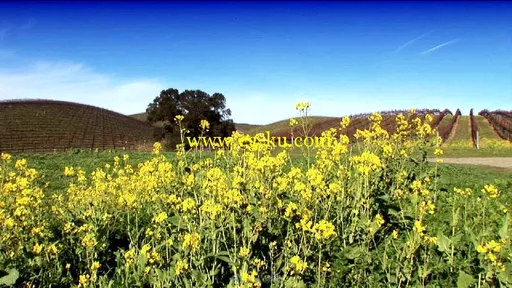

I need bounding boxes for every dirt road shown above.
[429,157,512,169]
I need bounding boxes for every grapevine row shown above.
[271,109,449,142]
[478,110,512,142]
[469,108,478,147]
[0,100,155,153]
[437,109,461,142]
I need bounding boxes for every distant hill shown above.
[244,116,337,135]
[130,112,148,121]
[130,110,448,139]
[0,99,155,153]
[233,123,262,133]
[243,108,511,148]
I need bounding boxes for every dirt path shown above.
[429,157,512,169]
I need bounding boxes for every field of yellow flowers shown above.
[1,104,511,287]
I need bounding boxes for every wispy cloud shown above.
[395,30,433,52]
[420,39,460,55]
[0,61,164,115]
[0,19,35,40]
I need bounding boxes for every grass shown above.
[438,115,512,155]
[474,116,501,140]
[4,135,512,287]
[435,163,512,192]
[11,149,512,195]
[435,114,453,132]
[11,151,159,194]
[448,116,471,143]
[435,146,512,157]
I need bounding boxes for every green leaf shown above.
[343,246,363,260]
[0,268,19,286]
[497,263,512,284]
[457,271,475,288]
[214,252,232,264]
[216,256,231,264]
[191,270,206,285]
[284,277,307,288]
[451,233,463,246]
[168,215,182,227]
[436,233,451,253]
[183,277,192,288]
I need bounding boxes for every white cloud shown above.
[0,61,164,115]
[395,30,434,52]
[0,60,467,126]
[420,39,460,55]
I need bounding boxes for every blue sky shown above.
[0,1,511,124]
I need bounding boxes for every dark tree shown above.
[146,88,235,149]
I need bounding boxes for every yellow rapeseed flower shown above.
[91,262,101,271]
[200,119,210,131]
[152,212,168,224]
[284,202,298,218]
[424,236,438,245]
[78,274,90,287]
[295,101,311,112]
[181,198,196,213]
[175,259,189,275]
[413,221,426,235]
[32,243,43,254]
[183,232,200,253]
[375,213,385,228]
[64,166,75,176]
[340,116,351,129]
[47,244,58,255]
[124,249,136,265]
[312,220,337,241]
[1,153,12,161]
[239,247,250,258]
[482,184,499,199]
[289,256,308,274]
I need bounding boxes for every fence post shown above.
[475,131,479,149]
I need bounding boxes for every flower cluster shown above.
[0,102,510,288]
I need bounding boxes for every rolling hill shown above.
[0,99,155,153]
[2,102,511,154]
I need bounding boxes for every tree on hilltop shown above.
[146,88,235,149]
